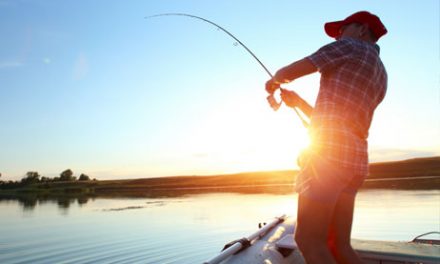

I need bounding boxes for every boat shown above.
[204,215,440,264]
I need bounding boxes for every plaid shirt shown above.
[306,37,387,177]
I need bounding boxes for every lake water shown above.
[0,189,439,263]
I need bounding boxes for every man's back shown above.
[307,37,387,175]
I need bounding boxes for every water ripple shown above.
[1,191,438,263]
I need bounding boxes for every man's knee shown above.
[295,229,322,253]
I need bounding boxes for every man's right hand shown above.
[265,79,280,94]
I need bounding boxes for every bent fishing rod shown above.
[145,13,309,128]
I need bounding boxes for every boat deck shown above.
[353,239,440,264]
[214,216,440,264]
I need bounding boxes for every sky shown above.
[0,0,439,180]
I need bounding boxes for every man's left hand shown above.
[280,88,300,108]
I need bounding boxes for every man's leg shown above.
[327,192,364,264]
[295,193,338,264]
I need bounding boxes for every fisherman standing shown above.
[266,11,388,264]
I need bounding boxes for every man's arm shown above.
[265,58,317,118]
[273,58,318,84]
[266,58,318,94]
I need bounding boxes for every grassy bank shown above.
[1,156,439,198]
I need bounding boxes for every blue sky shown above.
[1,0,439,180]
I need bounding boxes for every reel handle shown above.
[267,90,310,128]
[266,94,283,111]
[267,93,282,111]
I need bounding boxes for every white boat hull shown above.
[208,216,440,264]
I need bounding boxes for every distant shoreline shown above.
[1,156,439,198]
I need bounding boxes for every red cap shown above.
[324,11,387,40]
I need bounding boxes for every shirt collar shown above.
[339,36,381,54]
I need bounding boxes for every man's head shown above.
[324,11,387,42]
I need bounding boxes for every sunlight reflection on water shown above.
[0,189,438,263]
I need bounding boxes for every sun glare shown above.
[179,94,311,174]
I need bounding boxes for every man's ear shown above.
[359,23,369,37]
[359,23,378,42]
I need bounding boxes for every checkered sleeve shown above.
[307,39,354,73]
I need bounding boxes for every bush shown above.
[78,174,90,181]
[21,171,41,185]
[60,169,74,181]
[40,176,51,182]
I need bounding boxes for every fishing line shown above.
[145,13,309,128]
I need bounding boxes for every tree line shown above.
[0,169,96,189]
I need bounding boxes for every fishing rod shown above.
[145,13,309,128]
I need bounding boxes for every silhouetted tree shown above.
[78,174,90,181]
[21,171,41,184]
[60,169,74,181]
[40,176,51,182]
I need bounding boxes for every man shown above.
[266,11,387,263]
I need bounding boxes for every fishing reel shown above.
[267,88,310,128]
[267,93,282,111]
